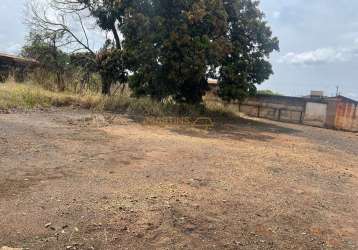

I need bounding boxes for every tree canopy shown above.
[218,0,279,102]
[123,0,229,103]
[26,0,279,102]
[123,0,278,103]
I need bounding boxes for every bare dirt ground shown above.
[0,108,357,250]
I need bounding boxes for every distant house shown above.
[238,91,358,132]
[0,52,38,82]
[0,53,38,66]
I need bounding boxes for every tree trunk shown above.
[101,73,112,95]
[57,71,65,92]
[111,24,121,50]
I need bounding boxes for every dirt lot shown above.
[0,108,357,250]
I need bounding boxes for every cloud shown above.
[272,11,281,19]
[279,45,358,66]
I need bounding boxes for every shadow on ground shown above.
[167,114,300,142]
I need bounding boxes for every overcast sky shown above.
[0,0,357,98]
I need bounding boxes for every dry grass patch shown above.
[0,82,238,120]
[0,82,101,110]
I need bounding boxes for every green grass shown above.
[0,82,237,119]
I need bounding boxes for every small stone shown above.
[45,223,52,228]
[234,241,243,246]
[135,233,144,238]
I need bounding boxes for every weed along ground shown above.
[0,101,357,249]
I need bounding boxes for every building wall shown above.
[325,100,338,129]
[239,104,259,117]
[304,102,327,127]
[238,95,358,132]
[239,95,306,124]
[260,107,280,120]
[334,100,358,132]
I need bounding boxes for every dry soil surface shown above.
[0,108,357,250]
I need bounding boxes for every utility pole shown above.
[336,86,340,97]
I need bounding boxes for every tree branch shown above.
[26,0,96,56]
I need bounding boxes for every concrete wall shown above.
[304,102,327,127]
[334,100,358,132]
[260,107,280,120]
[239,95,306,124]
[239,95,358,132]
[280,110,303,123]
[244,95,306,112]
[239,104,259,117]
[325,100,338,129]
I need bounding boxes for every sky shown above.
[0,0,357,99]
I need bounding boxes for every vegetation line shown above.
[0,82,238,119]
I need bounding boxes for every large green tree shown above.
[218,0,279,101]
[124,0,278,103]
[27,0,278,101]
[124,0,229,103]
